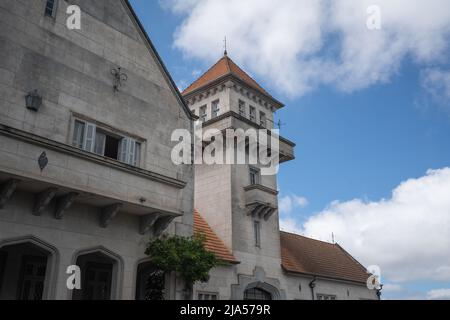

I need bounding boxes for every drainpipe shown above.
[309,277,317,300]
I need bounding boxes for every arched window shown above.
[0,237,58,300]
[244,287,272,301]
[71,247,123,300]
[135,262,166,300]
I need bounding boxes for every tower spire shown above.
[223,36,228,56]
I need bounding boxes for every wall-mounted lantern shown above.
[25,90,43,111]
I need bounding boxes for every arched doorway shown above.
[71,247,123,300]
[0,236,58,300]
[244,287,272,300]
[135,261,166,300]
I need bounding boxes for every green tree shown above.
[145,234,221,297]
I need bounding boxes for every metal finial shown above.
[223,36,227,56]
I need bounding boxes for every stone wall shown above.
[0,0,195,300]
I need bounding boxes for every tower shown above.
[183,53,295,298]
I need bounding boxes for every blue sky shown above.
[130,0,450,300]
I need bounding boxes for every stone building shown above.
[0,0,195,300]
[0,0,378,300]
[184,54,379,300]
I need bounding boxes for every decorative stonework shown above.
[33,188,58,216]
[0,179,20,209]
[54,192,79,220]
[231,267,286,300]
[100,203,123,228]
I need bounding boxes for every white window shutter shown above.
[128,138,136,165]
[72,120,85,149]
[83,122,96,153]
[118,137,129,163]
[94,132,106,155]
[119,137,139,166]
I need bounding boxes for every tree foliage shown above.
[145,234,220,285]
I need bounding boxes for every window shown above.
[72,119,141,167]
[212,100,220,118]
[254,221,261,248]
[249,106,256,122]
[198,292,218,300]
[259,112,266,128]
[238,100,246,117]
[44,0,57,17]
[249,167,260,185]
[244,288,272,300]
[200,105,207,122]
[17,255,48,300]
[136,263,165,300]
[317,294,337,300]
[0,251,7,291]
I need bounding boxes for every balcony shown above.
[200,111,295,163]
[244,184,278,221]
[0,124,186,235]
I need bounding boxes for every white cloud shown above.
[427,289,450,300]
[279,217,303,235]
[422,68,450,112]
[279,194,309,234]
[279,195,309,215]
[300,168,450,283]
[165,0,450,97]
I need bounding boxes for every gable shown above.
[182,54,283,108]
[70,0,194,120]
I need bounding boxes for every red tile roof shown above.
[280,231,369,284]
[182,54,271,97]
[194,210,238,264]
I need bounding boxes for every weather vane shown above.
[277,119,286,130]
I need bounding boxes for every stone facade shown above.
[0,0,194,300]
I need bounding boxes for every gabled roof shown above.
[194,210,238,264]
[280,231,369,284]
[182,54,282,107]
[123,0,196,120]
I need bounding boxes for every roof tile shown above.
[182,54,270,97]
[194,210,238,264]
[280,231,369,284]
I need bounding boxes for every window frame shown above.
[44,0,58,18]
[254,220,261,248]
[238,100,246,117]
[212,100,220,118]
[259,111,266,128]
[316,294,337,300]
[249,167,261,185]
[197,292,219,300]
[244,287,272,300]
[70,117,143,167]
[199,105,208,122]
[249,106,256,122]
